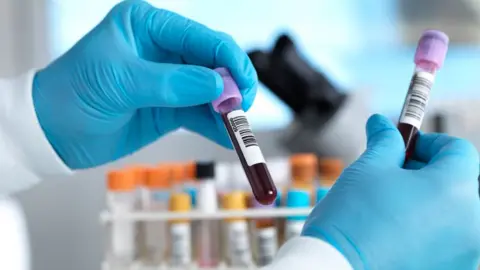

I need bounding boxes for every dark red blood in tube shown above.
[398,123,419,163]
[221,113,277,205]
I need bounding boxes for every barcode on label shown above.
[404,75,432,121]
[399,71,435,129]
[170,224,191,266]
[229,116,258,148]
[258,234,277,264]
[227,110,266,166]
[228,223,252,265]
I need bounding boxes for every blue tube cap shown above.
[286,189,310,221]
[275,189,282,207]
[315,187,330,204]
[184,187,197,207]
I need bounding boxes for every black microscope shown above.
[248,34,371,164]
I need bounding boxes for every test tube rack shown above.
[101,263,264,270]
[100,207,313,270]
[100,207,313,223]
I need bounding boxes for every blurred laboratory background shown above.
[1,0,480,270]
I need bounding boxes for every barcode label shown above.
[256,228,278,266]
[227,110,266,166]
[399,71,434,128]
[170,224,191,266]
[228,222,252,266]
[230,115,258,147]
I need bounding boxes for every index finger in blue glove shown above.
[120,60,223,109]
[125,1,258,111]
[416,133,479,174]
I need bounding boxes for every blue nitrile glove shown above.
[302,114,480,270]
[33,0,257,169]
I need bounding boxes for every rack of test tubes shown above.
[100,154,344,270]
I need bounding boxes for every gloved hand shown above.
[302,114,480,270]
[33,0,257,169]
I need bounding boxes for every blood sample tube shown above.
[170,163,186,191]
[284,189,310,241]
[195,161,221,267]
[168,192,193,267]
[222,192,253,267]
[212,67,277,205]
[106,169,137,267]
[397,30,449,162]
[142,165,171,265]
[289,153,318,195]
[252,200,278,267]
[183,161,198,207]
[316,158,344,203]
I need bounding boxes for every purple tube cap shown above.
[414,30,449,69]
[253,197,275,208]
[212,68,243,113]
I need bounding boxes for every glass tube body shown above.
[196,179,220,267]
[142,188,169,265]
[398,61,437,162]
[168,214,192,267]
[219,105,277,205]
[225,219,253,267]
[254,216,278,266]
[107,191,136,267]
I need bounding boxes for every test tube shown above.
[275,190,282,207]
[183,161,197,207]
[212,67,277,205]
[170,163,186,191]
[128,166,148,261]
[168,193,193,267]
[317,158,343,185]
[397,30,449,162]
[106,169,137,267]
[284,189,310,241]
[222,192,253,267]
[316,158,344,203]
[195,161,221,267]
[142,165,170,265]
[290,153,318,195]
[252,200,278,267]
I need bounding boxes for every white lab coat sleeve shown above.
[0,197,31,270]
[0,70,71,195]
[263,236,353,270]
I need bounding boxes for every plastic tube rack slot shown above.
[100,207,313,223]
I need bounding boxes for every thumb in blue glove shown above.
[303,114,480,270]
[33,0,257,169]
